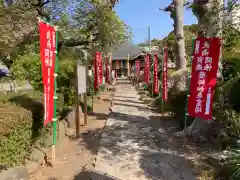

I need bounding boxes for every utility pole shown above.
[148,25,151,53]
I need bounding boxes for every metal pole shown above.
[75,61,80,138]
[84,68,88,126]
[83,50,88,126]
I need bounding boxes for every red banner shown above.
[94,52,102,90]
[105,56,110,83]
[144,54,150,85]
[135,60,140,77]
[153,54,159,94]
[188,37,221,120]
[162,48,168,101]
[39,21,56,126]
[100,53,103,84]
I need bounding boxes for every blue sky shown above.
[114,0,197,44]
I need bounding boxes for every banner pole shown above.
[184,38,195,138]
[161,49,164,116]
[52,28,59,166]
[92,55,94,113]
[84,60,88,126]
[151,59,154,97]
[161,94,164,116]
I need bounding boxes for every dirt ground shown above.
[29,91,113,180]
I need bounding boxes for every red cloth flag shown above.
[144,54,150,85]
[162,48,168,102]
[188,37,221,120]
[153,54,159,94]
[39,21,56,126]
[99,53,103,85]
[94,52,102,90]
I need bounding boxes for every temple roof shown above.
[110,41,145,60]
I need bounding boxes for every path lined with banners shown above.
[91,78,197,180]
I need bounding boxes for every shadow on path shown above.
[91,112,109,121]
[81,111,198,179]
[79,79,200,180]
[73,169,120,180]
[112,102,150,111]
[112,98,142,104]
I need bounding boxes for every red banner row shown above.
[80,37,221,121]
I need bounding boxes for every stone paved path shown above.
[92,78,197,180]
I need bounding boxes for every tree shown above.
[191,0,224,79]
[6,0,131,105]
[0,2,38,59]
[162,0,187,70]
[1,0,131,68]
[175,0,186,69]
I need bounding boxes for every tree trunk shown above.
[186,0,224,140]
[193,0,224,79]
[175,0,186,70]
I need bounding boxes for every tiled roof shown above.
[111,41,145,60]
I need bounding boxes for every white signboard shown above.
[77,65,86,94]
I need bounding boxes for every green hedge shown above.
[0,104,32,167]
[0,91,65,167]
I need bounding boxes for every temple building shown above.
[110,41,146,77]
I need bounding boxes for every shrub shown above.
[1,91,64,140]
[0,104,32,167]
[213,77,240,148]
[0,90,67,167]
[168,88,194,129]
[222,57,240,82]
[225,150,240,180]
[229,79,240,112]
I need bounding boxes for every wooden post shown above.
[127,54,130,77]
[84,66,88,126]
[91,41,95,114]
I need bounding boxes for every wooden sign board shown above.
[77,65,86,94]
